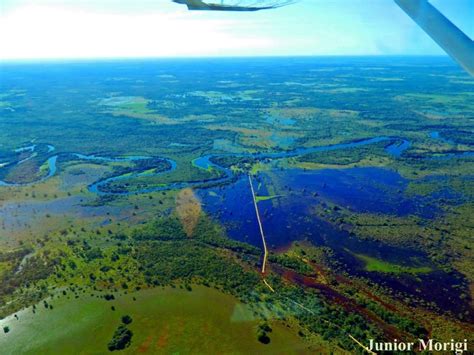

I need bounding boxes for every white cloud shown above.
[0,5,276,59]
[2,0,467,59]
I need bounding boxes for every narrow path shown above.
[249,174,376,354]
[248,174,268,274]
[263,279,275,292]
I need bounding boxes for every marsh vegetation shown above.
[0,57,473,352]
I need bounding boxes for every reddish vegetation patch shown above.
[156,326,169,350]
[271,264,407,341]
[137,335,153,353]
[175,318,185,336]
[176,188,202,237]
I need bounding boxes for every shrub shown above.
[107,325,133,351]
[257,331,270,344]
[104,294,115,301]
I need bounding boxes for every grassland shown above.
[350,251,432,275]
[0,286,313,354]
[255,195,282,203]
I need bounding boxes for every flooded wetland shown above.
[1,57,473,352]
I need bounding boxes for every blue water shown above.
[197,168,469,316]
[385,139,410,157]
[198,167,438,250]
[83,137,405,195]
[429,130,456,145]
[0,135,470,194]
[0,155,57,186]
[0,145,176,190]
[265,114,296,126]
[277,167,437,217]
[88,159,177,195]
[46,156,57,179]
[195,137,395,171]
[1,140,471,318]
[430,131,440,139]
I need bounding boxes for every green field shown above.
[0,286,312,354]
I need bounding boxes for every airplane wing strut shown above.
[395,0,474,76]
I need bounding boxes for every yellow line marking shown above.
[263,278,275,292]
[349,334,377,355]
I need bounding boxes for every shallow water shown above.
[197,167,471,318]
[385,139,410,157]
[198,167,440,249]
[3,135,471,194]
[0,137,398,191]
[265,114,296,126]
[272,167,438,217]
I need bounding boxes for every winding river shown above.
[0,135,469,195]
[2,136,472,318]
[0,137,407,193]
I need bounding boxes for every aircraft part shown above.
[395,0,474,76]
[172,0,294,12]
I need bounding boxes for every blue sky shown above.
[0,0,472,59]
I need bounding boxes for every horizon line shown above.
[1,54,452,64]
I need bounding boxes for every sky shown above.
[0,0,473,59]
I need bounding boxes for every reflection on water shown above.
[272,167,439,218]
[197,167,471,319]
[198,167,440,249]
